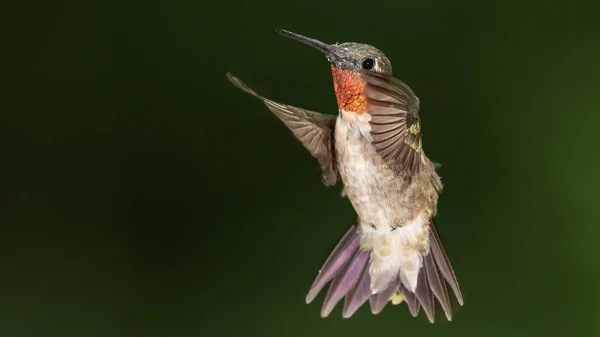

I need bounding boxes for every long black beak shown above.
[276,29,340,60]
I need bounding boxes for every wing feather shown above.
[362,72,423,175]
[227,73,338,186]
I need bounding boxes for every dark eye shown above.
[362,58,374,70]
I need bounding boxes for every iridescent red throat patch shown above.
[330,65,367,114]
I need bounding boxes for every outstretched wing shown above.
[226,73,338,186]
[362,72,423,175]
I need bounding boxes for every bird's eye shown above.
[362,58,374,70]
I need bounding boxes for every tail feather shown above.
[306,222,463,321]
[369,282,399,315]
[342,263,371,318]
[321,249,369,317]
[429,223,464,305]
[306,226,360,304]
[424,249,452,320]
[401,284,420,317]
[414,266,435,323]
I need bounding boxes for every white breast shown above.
[334,110,397,228]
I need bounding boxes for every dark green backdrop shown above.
[5,0,600,336]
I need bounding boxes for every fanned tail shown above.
[305,221,463,322]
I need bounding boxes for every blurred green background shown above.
[5,0,600,336]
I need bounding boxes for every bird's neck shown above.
[330,65,367,114]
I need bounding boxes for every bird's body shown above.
[226,29,463,322]
[335,108,436,295]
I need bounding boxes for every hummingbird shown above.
[226,29,463,322]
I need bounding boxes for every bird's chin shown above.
[326,55,338,66]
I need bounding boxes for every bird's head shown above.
[277,29,393,114]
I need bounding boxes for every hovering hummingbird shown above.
[226,29,463,322]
